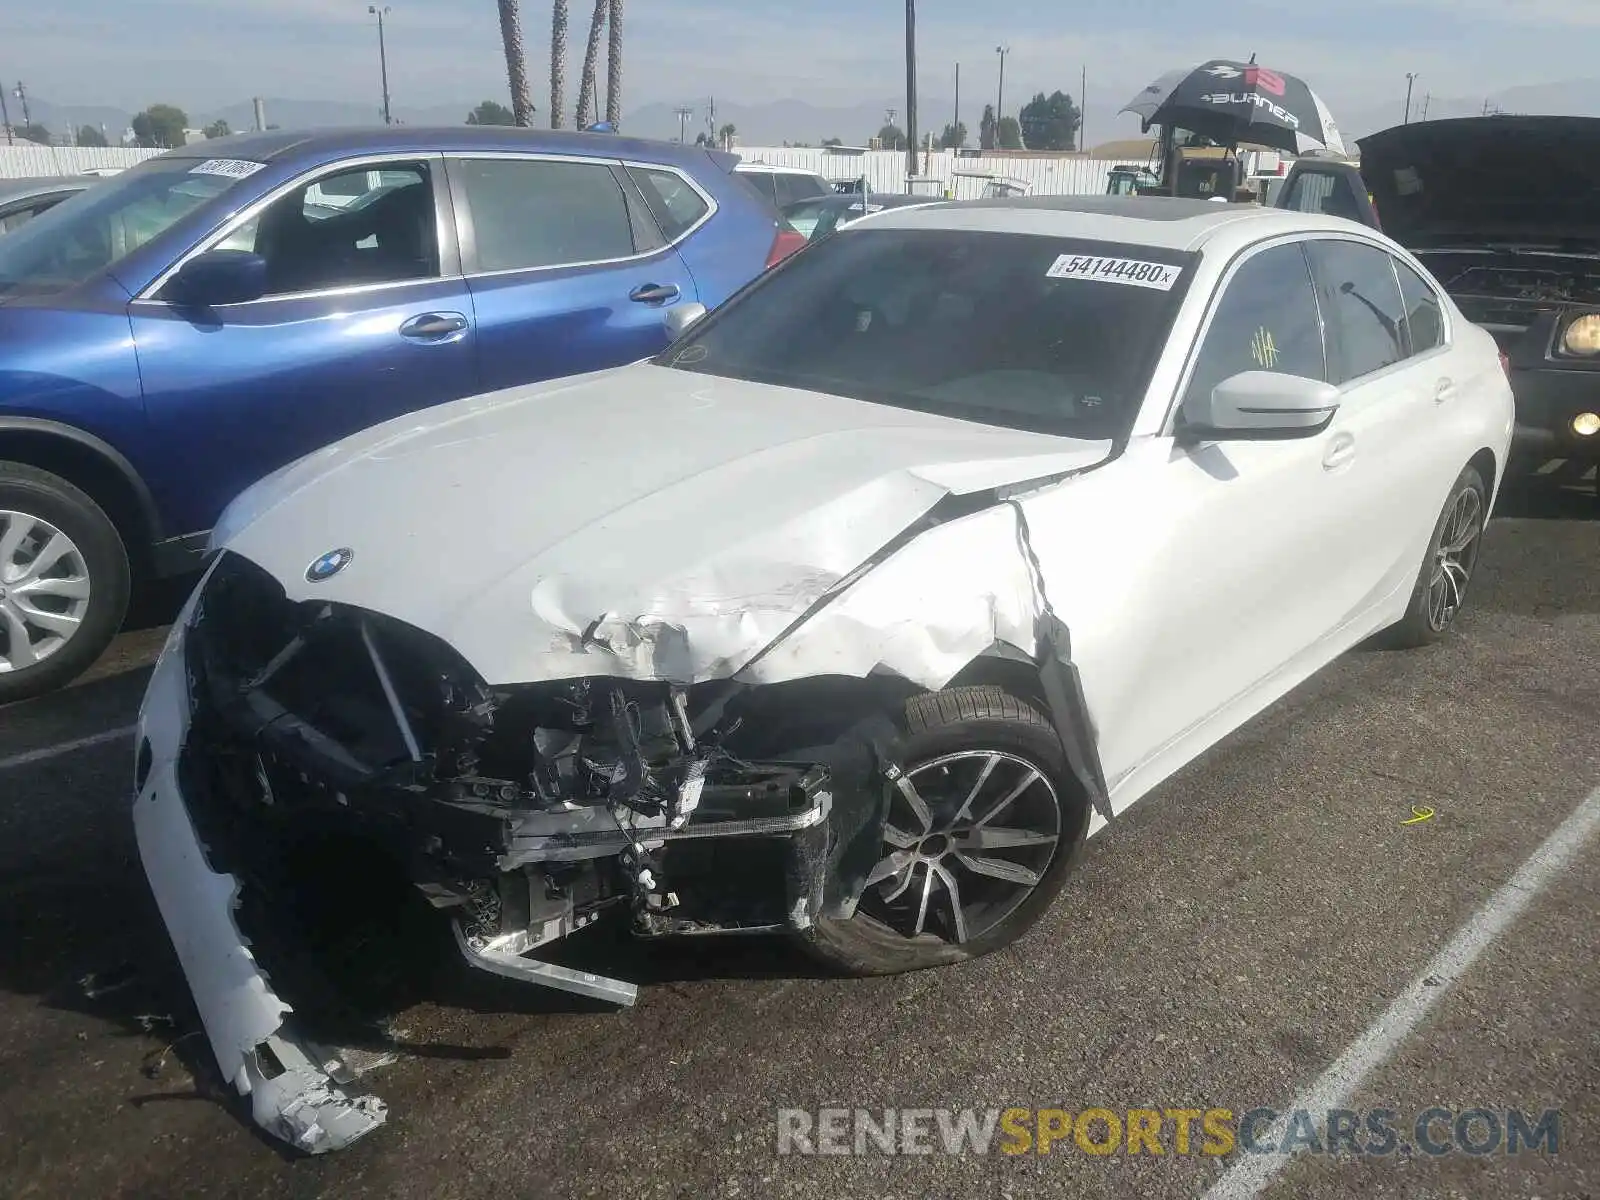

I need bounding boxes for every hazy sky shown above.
[9,0,1599,122]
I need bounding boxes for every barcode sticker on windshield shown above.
[1046,254,1181,290]
[188,158,265,179]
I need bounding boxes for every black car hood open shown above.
[1358,116,1600,250]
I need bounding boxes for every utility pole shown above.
[1403,71,1417,124]
[0,86,12,145]
[1079,63,1087,152]
[995,45,1010,132]
[953,62,960,147]
[368,6,393,126]
[1420,92,1431,121]
[904,0,919,181]
[13,81,31,128]
[673,105,693,143]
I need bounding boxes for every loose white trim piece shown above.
[1203,784,1600,1200]
[0,725,137,773]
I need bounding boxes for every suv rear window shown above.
[662,227,1194,439]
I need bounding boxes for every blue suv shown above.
[0,127,801,703]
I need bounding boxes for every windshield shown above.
[0,157,252,298]
[659,228,1194,438]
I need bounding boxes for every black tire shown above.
[1380,464,1488,650]
[0,462,131,706]
[795,685,1090,977]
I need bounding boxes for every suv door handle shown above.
[399,312,469,341]
[629,283,681,305]
[1433,377,1457,404]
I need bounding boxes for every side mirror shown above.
[663,302,707,341]
[1179,370,1340,441]
[164,249,268,307]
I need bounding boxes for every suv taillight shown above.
[766,227,808,268]
[1499,351,1511,376]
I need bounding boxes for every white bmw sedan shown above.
[133,196,1512,1151]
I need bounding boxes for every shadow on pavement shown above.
[1495,471,1598,522]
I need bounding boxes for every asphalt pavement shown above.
[0,475,1596,1200]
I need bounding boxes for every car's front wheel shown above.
[1381,463,1488,650]
[0,462,130,706]
[796,685,1089,976]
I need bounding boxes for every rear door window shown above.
[1306,239,1408,382]
[456,157,637,272]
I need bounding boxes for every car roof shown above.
[854,194,1378,251]
[0,176,93,202]
[151,126,736,174]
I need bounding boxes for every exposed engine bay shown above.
[1416,248,1600,335]
[180,552,908,1008]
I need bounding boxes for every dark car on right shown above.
[1276,116,1600,483]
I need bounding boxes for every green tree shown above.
[76,125,109,147]
[17,122,50,145]
[717,122,736,147]
[937,121,967,149]
[822,136,843,147]
[694,131,711,146]
[875,123,907,151]
[497,0,536,125]
[467,100,517,125]
[1018,90,1080,151]
[203,118,231,139]
[997,115,1023,149]
[131,104,188,149]
[979,103,997,150]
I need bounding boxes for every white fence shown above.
[733,147,1125,197]
[0,140,1129,198]
[0,144,160,178]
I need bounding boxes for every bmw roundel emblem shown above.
[305,547,354,583]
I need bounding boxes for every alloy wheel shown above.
[1425,486,1484,632]
[859,750,1062,945]
[0,509,93,674]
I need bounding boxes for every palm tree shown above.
[605,0,623,127]
[575,0,607,129]
[550,0,569,128]
[496,0,536,125]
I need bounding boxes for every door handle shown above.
[629,283,681,305]
[1322,431,1356,471]
[399,312,469,340]
[1433,377,1456,404]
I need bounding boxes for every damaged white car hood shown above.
[216,363,1110,685]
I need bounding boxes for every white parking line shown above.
[1203,784,1600,1200]
[0,725,138,773]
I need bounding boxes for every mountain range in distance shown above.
[17,77,1600,149]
